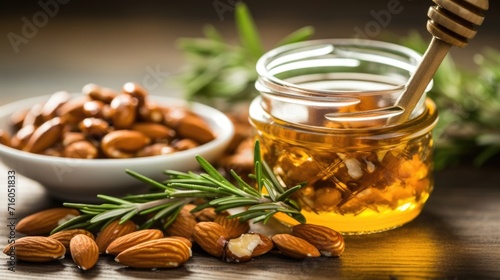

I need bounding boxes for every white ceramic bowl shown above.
[0,95,234,202]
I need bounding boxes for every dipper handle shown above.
[387,0,489,125]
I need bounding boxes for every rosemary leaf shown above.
[247,203,281,211]
[276,184,304,202]
[121,192,171,202]
[209,196,257,206]
[275,26,315,47]
[125,169,171,192]
[91,207,135,223]
[235,2,264,60]
[214,201,260,213]
[203,24,224,43]
[196,155,230,184]
[262,177,277,201]
[120,209,139,224]
[190,201,212,213]
[50,214,95,234]
[162,206,183,229]
[262,160,285,193]
[199,173,250,198]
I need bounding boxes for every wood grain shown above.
[1,162,499,279]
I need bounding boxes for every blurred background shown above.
[1,0,499,167]
[1,0,498,99]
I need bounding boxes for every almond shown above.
[224,233,273,263]
[100,130,150,158]
[164,210,197,242]
[16,208,80,235]
[23,117,65,153]
[41,90,71,119]
[291,224,345,257]
[95,219,137,254]
[3,236,65,262]
[83,83,118,104]
[0,129,11,147]
[106,229,164,255]
[192,207,217,222]
[166,236,192,248]
[56,96,89,124]
[271,234,320,259]
[110,94,138,129]
[192,222,229,258]
[115,238,191,269]
[122,82,148,106]
[49,229,95,251]
[70,234,99,270]
[214,213,250,239]
[176,114,215,144]
[131,122,175,140]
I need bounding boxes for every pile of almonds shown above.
[3,206,345,270]
[0,82,215,158]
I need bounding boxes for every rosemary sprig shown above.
[53,141,305,234]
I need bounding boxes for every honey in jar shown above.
[250,39,439,234]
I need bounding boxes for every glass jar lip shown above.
[256,38,432,97]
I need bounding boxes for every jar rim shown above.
[256,38,431,97]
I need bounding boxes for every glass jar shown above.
[249,39,439,234]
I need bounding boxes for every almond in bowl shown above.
[0,82,234,202]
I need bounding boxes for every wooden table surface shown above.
[0,161,499,280]
[1,2,500,279]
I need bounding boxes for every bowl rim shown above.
[0,94,235,167]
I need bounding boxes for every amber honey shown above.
[252,39,439,234]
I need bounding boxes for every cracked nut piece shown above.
[70,234,99,270]
[3,236,65,262]
[106,229,164,256]
[16,207,80,235]
[193,222,229,258]
[291,224,345,257]
[115,238,192,269]
[224,233,273,262]
[271,233,321,259]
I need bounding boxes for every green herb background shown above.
[175,3,500,170]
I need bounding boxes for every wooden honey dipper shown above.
[324,0,489,125]
[386,0,489,125]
